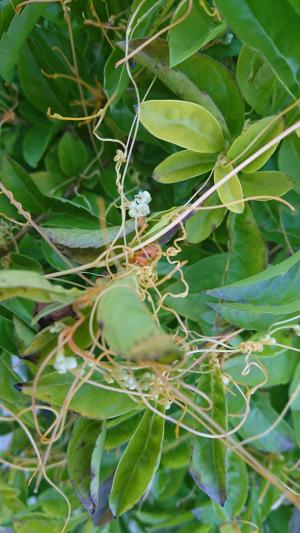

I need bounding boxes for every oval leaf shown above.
[227,116,284,173]
[140,100,225,153]
[239,170,293,198]
[154,150,217,183]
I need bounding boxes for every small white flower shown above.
[128,200,150,218]
[136,190,151,204]
[53,351,77,374]
[128,190,151,218]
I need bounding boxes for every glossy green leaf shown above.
[207,249,300,306]
[190,360,227,505]
[67,418,101,512]
[42,222,135,249]
[168,0,226,66]
[186,193,226,243]
[0,4,46,81]
[153,150,217,183]
[97,275,181,362]
[216,0,300,98]
[21,372,137,419]
[214,160,244,213]
[227,116,284,174]
[58,133,88,177]
[109,409,165,516]
[278,134,300,193]
[224,451,249,519]
[225,205,266,283]
[237,393,295,452]
[237,45,290,116]
[0,269,80,304]
[239,171,293,198]
[140,100,225,153]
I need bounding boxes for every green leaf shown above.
[0,316,17,354]
[104,48,129,108]
[185,193,226,244]
[18,33,71,115]
[58,132,88,177]
[225,336,298,387]
[121,38,243,137]
[42,222,135,249]
[278,134,300,193]
[224,451,248,519]
[0,157,46,214]
[289,361,300,411]
[153,150,217,183]
[207,250,300,306]
[227,116,284,174]
[67,418,101,512]
[211,300,300,330]
[215,0,300,98]
[237,393,295,452]
[23,120,60,168]
[162,438,190,469]
[214,160,244,213]
[168,0,226,67]
[225,205,266,284]
[140,100,225,153]
[21,372,137,419]
[105,413,141,450]
[90,424,107,509]
[109,409,165,516]
[166,253,228,324]
[153,467,185,501]
[97,275,182,363]
[0,4,46,81]
[9,252,43,273]
[236,45,291,116]
[190,360,227,505]
[0,270,80,304]
[239,170,293,198]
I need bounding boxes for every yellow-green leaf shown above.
[153,150,217,183]
[227,116,284,173]
[140,100,225,153]
[214,161,244,213]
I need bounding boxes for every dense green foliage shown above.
[0,1,300,532]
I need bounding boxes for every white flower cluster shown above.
[53,351,77,374]
[128,190,152,219]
